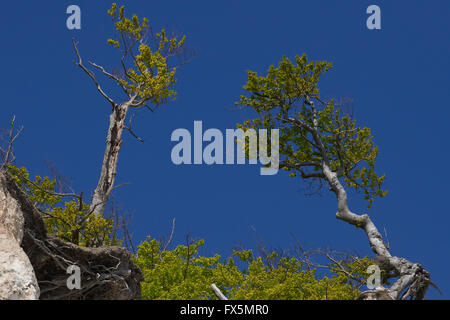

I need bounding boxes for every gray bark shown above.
[90,100,133,216]
[304,99,432,300]
[73,39,137,217]
[322,161,431,299]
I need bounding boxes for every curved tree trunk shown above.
[295,97,433,300]
[321,149,431,300]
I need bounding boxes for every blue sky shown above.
[1,1,449,299]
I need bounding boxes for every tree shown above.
[6,165,120,247]
[135,236,373,300]
[72,3,190,216]
[5,161,376,299]
[236,54,434,299]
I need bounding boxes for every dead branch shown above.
[123,114,144,142]
[162,218,176,252]
[0,116,24,171]
[72,38,118,109]
[211,283,228,300]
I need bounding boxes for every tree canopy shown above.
[105,3,186,107]
[5,163,376,300]
[237,54,387,208]
[135,237,373,300]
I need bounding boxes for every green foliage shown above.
[7,165,120,247]
[106,3,186,106]
[236,54,387,207]
[5,164,377,300]
[135,237,372,300]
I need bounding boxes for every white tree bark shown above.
[304,100,432,300]
[321,161,431,299]
[211,283,228,300]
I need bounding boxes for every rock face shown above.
[0,170,143,300]
[0,172,40,299]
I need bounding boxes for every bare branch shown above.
[111,182,131,191]
[280,161,321,168]
[1,116,24,171]
[290,234,312,271]
[298,170,325,179]
[88,61,130,96]
[211,283,228,300]
[15,170,83,201]
[123,114,144,142]
[44,160,75,194]
[325,252,363,284]
[162,218,176,252]
[72,38,118,109]
[183,234,192,280]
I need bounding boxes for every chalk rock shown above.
[0,171,40,300]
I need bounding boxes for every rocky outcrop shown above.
[0,170,143,300]
[0,171,40,299]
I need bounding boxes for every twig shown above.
[183,233,191,280]
[123,114,144,142]
[72,38,118,109]
[290,233,312,271]
[88,61,129,95]
[111,182,131,191]
[1,116,24,170]
[163,218,176,252]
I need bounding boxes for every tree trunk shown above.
[90,101,131,216]
[302,98,432,300]
[321,162,431,299]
